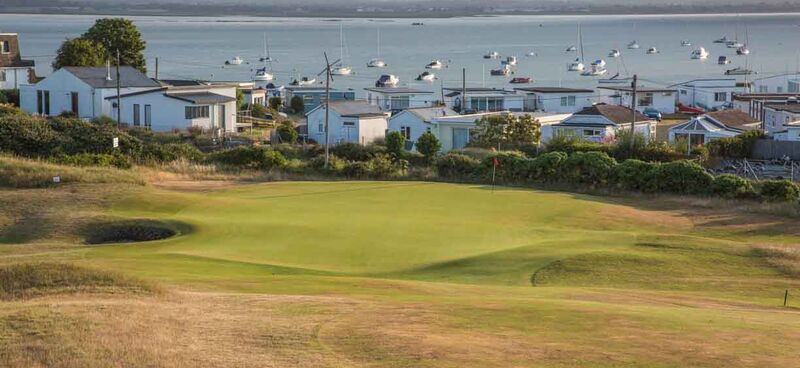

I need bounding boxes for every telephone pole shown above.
[461,68,467,113]
[116,49,121,128]
[154,57,159,80]
[630,74,637,150]
[324,52,332,168]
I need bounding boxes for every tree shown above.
[385,131,405,157]
[507,114,541,147]
[236,89,246,111]
[82,18,146,73]
[276,122,299,144]
[416,132,441,162]
[269,97,282,110]
[470,114,512,148]
[290,96,304,113]
[52,38,108,70]
[250,103,267,119]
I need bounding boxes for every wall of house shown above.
[676,81,743,111]
[753,75,800,93]
[114,93,236,133]
[528,92,594,113]
[764,108,800,134]
[284,90,355,113]
[357,116,388,145]
[773,127,800,141]
[0,67,31,90]
[367,92,434,111]
[387,112,428,150]
[606,91,676,114]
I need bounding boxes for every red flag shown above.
[493,157,500,168]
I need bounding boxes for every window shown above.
[144,104,152,128]
[0,41,9,54]
[714,92,727,102]
[471,97,504,111]
[318,123,324,133]
[70,92,79,116]
[133,104,141,126]
[790,81,799,93]
[759,85,769,93]
[184,106,209,119]
[343,121,355,126]
[560,96,576,106]
[0,70,5,82]
[390,96,410,110]
[582,129,602,137]
[638,93,653,107]
[400,126,411,140]
[680,89,687,95]
[43,91,50,115]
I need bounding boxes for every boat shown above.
[366,28,387,68]
[332,24,353,76]
[567,58,585,72]
[714,36,729,43]
[726,40,744,48]
[646,47,658,54]
[415,71,436,82]
[425,60,444,69]
[681,40,692,47]
[718,56,731,65]
[627,40,640,49]
[502,56,518,66]
[290,77,316,86]
[375,74,399,87]
[691,47,709,60]
[608,49,621,58]
[566,45,577,52]
[598,73,631,84]
[509,77,532,84]
[259,34,275,63]
[725,67,755,76]
[526,50,536,57]
[490,64,512,76]
[484,51,500,59]
[331,66,352,76]
[253,67,274,81]
[225,56,243,65]
[737,27,751,55]
[412,22,424,26]
[581,59,608,76]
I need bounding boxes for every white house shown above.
[103,83,238,133]
[0,33,36,90]
[763,101,800,135]
[752,73,800,94]
[426,111,571,151]
[387,106,458,150]
[365,87,435,113]
[668,110,760,145]
[772,122,800,141]
[20,66,161,119]
[598,86,677,114]
[550,104,656,143]
[442,87,524,113]
[306,100,389,145]
[733,93,800,121]
[240,86,267,107]
[670,78,745,111]
[513,87,594,113]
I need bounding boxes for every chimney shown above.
[106,60,112,81]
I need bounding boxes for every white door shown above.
[452,128,470,149]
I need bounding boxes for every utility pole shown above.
[630,74,637,150]
[116,49,121,128]
[155,57,159,80]
[324,52,332,168]
[461,68,466,113]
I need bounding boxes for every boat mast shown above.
[578,24,584,64]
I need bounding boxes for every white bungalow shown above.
[598,86,677,114]
[442,87,524,113]
[763,101,800,135]
[306,100,389,145]
[426,111,570,151]
[365,87,435,113]
[513,87,594,113]
[732,93,800,121]
[20,66,161,119]
[668,110,760,145]
[550,104,656,143]
[752,73,800,94]
[386,106,458,150]
[0,33,36,90]
[669,78,746,111]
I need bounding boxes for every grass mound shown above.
[83,219,181,245]
[0,155,143,188]
[0,262,158,300]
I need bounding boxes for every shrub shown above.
[48,116,143,158]
[53,153,131,169]
[647,160,713,194]
[342,161,371,178]
[613,159,658,191]
[272,143,323,160]
[545,134,611,154]
[759,180,800,202]
[142,143,204,163]
[711,174,755,199]
[367,153,406,178]
[250,103,267,119]
[529,151,568,182]
[402,150,427,167]
[269,97,282,110]
[708,130,766,159]
[0,115,62,157]
[330,142,385,162]
[435,153,480,179]
[276,122,298,144]
[308,154,346,175]
[415,132,441,163]
[290,95,304,113]
[208,146,287,170]
[561,151,617,186]
[482,151,531,182]
[0,104,25,117]
[385,131,405,157]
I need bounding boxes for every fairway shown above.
[3,181,800,367]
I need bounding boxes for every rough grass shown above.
[0,155,144,188]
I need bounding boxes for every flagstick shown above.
[491,164,496,193]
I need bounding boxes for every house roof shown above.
[732,93,800,102]
[669,113,755,134]
[442,87,515,95]
[63,66,160,88]
[166,92,236,104]
[157,79,208,87]
[765,103,800,113]
[572,104,649,125]
[310,100,386,118]
[364,87,432,94]
[598,86,676,93]
[705,110,760,129]
[398,106,458,122]
[669,78,737,87]
[515,87,594,93]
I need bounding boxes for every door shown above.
[452,128,470,150]
[70,92,79,116]
[144,105,152,129]
[218,104,226,131]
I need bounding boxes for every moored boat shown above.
[509,77,532,84]
[484,51,500,59]
[627,40,640,49]
[375,74,399,87]
[691,47,709,60]
[502,56,518,66]
[646,47,658,54]
[225,56,244,65]
[416,71,436,82]
[718,56,731,65]
[608,49,621,58]
[725,67,755,76]
[425,60,444,69]
[490,64,512,76]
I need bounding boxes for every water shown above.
[3,13,800,96]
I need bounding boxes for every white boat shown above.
[567,58,585,72]
[332,24,353,76]
[627,40,640,49]
[608,49,620,58]
[484,51,500,59]
[714,36,729,43]
[691,47,709,60]
[582,59,608,76]
[566,45,577,52]
[225,56,243,65]
[375,74,399,87]
[416,71,436,82]
[366,28,387,68]
[331,66,352,75]
[726,41,744,48]
[681,40,692,47]
[253,67,274,81]
[736,45,750,55]
[490,64,512,76]
[646,47,658,54]
[502,56,518,66]
[259,34,275,63]
[425,60,444,69]
[526,50,536,57]
[290,77,316,86]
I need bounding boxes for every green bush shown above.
[482,151,531,182]
[290,95,304,113]
[269,97,282,110]
[342,161,371,178]
[647,160,713,194]
[0,104,25,117]
[612,159,658,191]
[708,130,766,159]
[208,146,287,170]
[435,153,480,179]
[272,143,323,160]
[276,122,299,144]
[330,143,385,162]
[545,134,611,154]
[711,174,755,199]
[529,151,568,181]
[0,115,62,157]
[402,150,427,167]
[759,180,800,202]
[48,116,143,158]
[415,132,441,163]
[561,151,617,186]
[385,131,405,157]
[250,103,267,119]
[53,153,131,169]
[142,143,204,163]
[308,154,346,175]
[368,153,406,178]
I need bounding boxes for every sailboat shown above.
[581,59,608,76]
[254,33,275,82]
[736,26,751,55]
[366,28,387,68]
[627,40,640,49]
[691,47,709,60]
[567,25,585,72]
[331,24,353,76]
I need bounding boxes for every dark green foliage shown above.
[545,134,611,154]
[470,113,541,149]
[52,38,108,70]
[250,103,267,119]
[711,174,756,199]
[647,160,714,194]
[272,144,323,160]
[435,153,481,179]
[561,151,617,186]
[0,89,20,106]
[290,96,304,113]
[342,161,371,178]
[759,180,800,202]
[207,146,287,170]
[269,97,282,110]
[415,132,441,163]
[308,154,346,174]
[482,151,531,182]
[53,153,131,169]
[82,18,147,73]
[368,153,407,178]
[385,131,405,157]
[330,143,386,162]
[48,117,143,158]
[529,151,568,181]
[0,104,25,117]
[0,115,61,157]
[612,159,658,191]
[276,122,299,144]
[401,150,427,167]
[142,143,204,163]
[708,130,766,159]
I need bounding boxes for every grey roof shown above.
[364,87,433,94]
[558,104,650,126]
[311,100,385,118]
[157,79,208,87]
[765,103,800,113]
[443,87,515,95]
[515,87,594,93]
[64,66,160,88]
[598,86,676,93]
[401,106,458,122]
[166,92,236,104]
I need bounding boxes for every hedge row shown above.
[435,151,800,202]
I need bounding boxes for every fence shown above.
[751,139,800,160]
